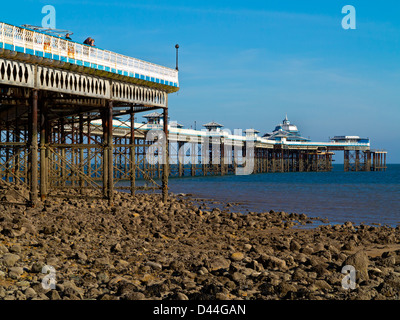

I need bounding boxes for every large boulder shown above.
[343,250,369,282]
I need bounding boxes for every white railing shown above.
[0,22,178,87]
[284,141,370,147]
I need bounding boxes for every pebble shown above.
[25,288,37,299]
[1,253,20,267]
[146,261,162,270]
[0,190,398,301]
[230,252,245,261]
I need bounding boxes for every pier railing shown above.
[0,22,179,87]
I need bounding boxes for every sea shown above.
[161,164,400,228]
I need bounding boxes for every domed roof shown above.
[263,115,309,142]
[275,114,299,133]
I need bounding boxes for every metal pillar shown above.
[79,113,85,192]
[178,141,184,177]
[344,150,349,172]
[40,102,48,200]
[102,110,108,199]
[221,139,225,176]
[30,90,39,206]
[162,107,169,202]
[107,101,114,204]
[130,107,136,196]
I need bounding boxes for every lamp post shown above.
[175,44,179,71]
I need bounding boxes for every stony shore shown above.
[0,191,399,300]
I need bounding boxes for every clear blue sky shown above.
[3,0,400,162]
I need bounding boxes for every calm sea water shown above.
[162,164,400,227]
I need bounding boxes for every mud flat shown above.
[0,191,399,300]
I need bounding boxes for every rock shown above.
[73,252,88,261]
[42,226,56,235]
[343,221,355,231]
[117,282,140,296]
[243,244,252,251]
[123,292,146,300]
[31,262,45,273]
[230,252,245,261]
[384,273,400,291]
[47,290,61,300]
[0,245,9,254]
[16,280,30,288]
[146,261,162,270]
[169,260,185,271]
[299,213,308,220]
[173,292,189,300]
[2,227,16,238]
[232,272,246,283]
[292,268,308,282]
[259,254,288,272]
[25,288,37,299]
[207,257,231,272]
[215,292,231,300]
[343,250,370,282]
[381,256,396,267]
[97,272,109,283]
[9,244,22,254]
[277,282,298,298]
[62,280,84,299]
[1,253,20,267]
[300,247,313,255]
[117,260,130,268]
[9,266,24,279]
[378,282,396,297]
[111,243,122,253]
[342,241,356,251]
[314,280,332,291]
[290,240,301,251]
[95,257,112,267]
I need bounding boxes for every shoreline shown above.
[0,191,399,300]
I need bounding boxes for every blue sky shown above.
[3,0,400,162]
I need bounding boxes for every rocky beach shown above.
[0,191,399,300]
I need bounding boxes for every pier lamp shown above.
[175,44,179,71]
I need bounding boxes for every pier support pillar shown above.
[130,107,136,196]
[40,102,49,201]
[29,89,39,206]
[162,107,169,202]
[220,139,225,176]
[107,101,114,204]
[79,113,85,193]
[102,102,114,204]
[178,141,184,177]
[102,111,108,198]
[344,150,349,171]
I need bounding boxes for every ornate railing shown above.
[0,22,178,87]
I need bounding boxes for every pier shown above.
[0,22,387,207]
